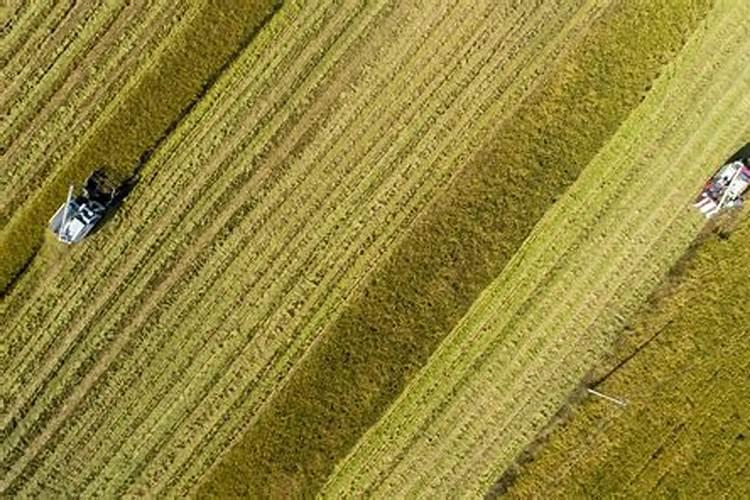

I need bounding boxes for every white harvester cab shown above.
[694,158,750,218]
[49,170,119,244]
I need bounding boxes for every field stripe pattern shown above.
[321,2,749,495]
[0,0,275,292]
[1,0,601,496]
[505,216,750,499]
[200,0,712,496]
[0,1,192,226]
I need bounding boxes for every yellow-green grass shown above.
[0,0,277,292]
[505,215,750,499]
[321,1,749,496]
[200,1,713,497]
[0,2,194,226]
[1,0,601,496]
[2,1,128,152]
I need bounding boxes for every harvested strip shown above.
[199,0,711,497]
[5,0,590,496]
[505,216,750,499]
[0,1,190,226]
[322,2,747,495]
[8,0,560,494]
[0,0,277,292]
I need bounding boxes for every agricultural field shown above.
[0,0,276,291]
[1,0,746,498]
[504,209,750,499]
[199,1,715,496]
[320,1,750,495]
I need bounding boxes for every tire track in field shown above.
[0,1,43,56]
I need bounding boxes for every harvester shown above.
[49,169,133,244]
[694,154,750,219]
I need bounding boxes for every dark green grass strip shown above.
[0,0,279,294]
[198,1,712,497]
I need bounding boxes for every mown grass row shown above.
[197,1,714,496]
[506,211,750,499]
[0,0,278,293]
[1,2,192,226]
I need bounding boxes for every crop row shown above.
[0,0,569,495]
[0,0,276,293]
[1,1,192,225]
[27,0,528,490]
[322,3,750,495]
[505,8,750,495]
[1,1,338,491]
[508,198,750,498]
[201,0,715,497]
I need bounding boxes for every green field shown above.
[198,1,713,496]
[2,0,747,497]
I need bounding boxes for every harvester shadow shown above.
[726,142,750,163]
[86,174,140,239]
